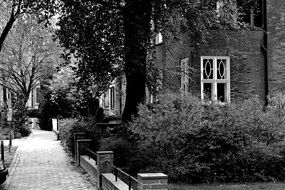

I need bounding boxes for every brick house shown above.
[103,0,285,116]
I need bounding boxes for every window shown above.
[180,58,189,94]
[103,92,109,108]
[155,32,163,45]
[35,88,40,104]
[110,86,115,110]
[201,56,230,102]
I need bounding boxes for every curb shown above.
[3,144,22,189]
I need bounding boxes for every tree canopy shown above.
[0,15,62,105]
[56,0,262,121]
[57,0,124,93]
[0,0,60,52]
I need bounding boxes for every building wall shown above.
[267,0,285,95]
[197,30,265,101]
[26,87,40,109]
[155,34,192,93]
[103,31,266,114]
[156,30,265,102]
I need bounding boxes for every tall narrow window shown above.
[110,87,115,110]
[180,58,189,94]
[201,56,230,102]
[36,88,40,104]
[155,32,163,45]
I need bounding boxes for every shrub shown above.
[130,92,285,183]
[26,109,40,118]
[13,101,31,137]
[58,117,104,154]
[99,137,135,168]
[14,122,31,137]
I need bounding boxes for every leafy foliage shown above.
[58,117,105,154]
[56,0,260,121]
[129,93,285,183]
[0,0,60,51]
[0,14,61,134]
[0,15,61,102]
[56,0,124,94]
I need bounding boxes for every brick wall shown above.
[155,34,192,92]
[267,0,285,94]
[197,30,265,101]
[80,155,99,186]
[157,30,265,101]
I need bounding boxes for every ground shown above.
[169,183,285,190]
[2,129,285,190]
[2,129,96,190]
[3,146,17,168]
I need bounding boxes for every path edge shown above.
[3,144,21,189]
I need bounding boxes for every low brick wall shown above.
[76,138,168,190]
[80,155,99,185]
[80,155,130,190]
[102,173,130,190]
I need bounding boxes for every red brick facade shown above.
[110,0,285,115]
[156,30,265,102]
[267,0,285,95]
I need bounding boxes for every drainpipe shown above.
[262,0,269,106]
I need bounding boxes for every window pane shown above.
[203,59,213,79]
[217,59,227,79]
[217,83,226,102]
[203,83,212,100]
[110,87,115,110]
[36,88,40,103]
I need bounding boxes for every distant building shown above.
[26,86,41,109]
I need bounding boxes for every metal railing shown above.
[107,162,139,190]
[82,146,97,165]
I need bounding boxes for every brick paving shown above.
[2,130,96,190]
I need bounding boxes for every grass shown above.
[2,146,17,168]
[169,183,285,190]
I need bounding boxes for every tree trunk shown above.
[122,0,152,122]
[0,11,16,52]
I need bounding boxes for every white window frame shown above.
[180,58,189,94]
[155,32,163,45]
[201,56,230,102]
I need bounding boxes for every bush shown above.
[129,92,285,183]
[99,137,135,168]
[13,100,31,137]
[26,109,40,118]
[15,122,31,137]
[58,117,104,155]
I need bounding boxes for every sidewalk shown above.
[2,130,96,190]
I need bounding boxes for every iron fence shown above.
[106,162,138,190]
[82,146,97,165]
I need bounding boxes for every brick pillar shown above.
[76,139,92,166]
[97,151,114,174]
[73,132,87,161]
[138,173,168,190]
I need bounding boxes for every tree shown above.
[0,0,59,52]
[49,63,78,117]
[57,0,259,121]
[0,15,62,107]
[56,0,124,116]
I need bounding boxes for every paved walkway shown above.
[3,130,96,190]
